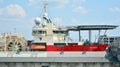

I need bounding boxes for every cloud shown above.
[72,6,88,14]
[28,0,42,7]
[109,7,120,12]
[0,9,3,15]
[79,0,86,3]
[0,4,26,17]
[49,0,69,8]
[0,0,3,3]
[0,17,26,23]
[71,18,78,23]
[53,17,62,24]
[28,0,69,8]
[73,0,86,4]
[71,0,87,7]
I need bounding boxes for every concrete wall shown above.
[0,62,119,67]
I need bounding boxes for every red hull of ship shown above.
[46,44,108,51]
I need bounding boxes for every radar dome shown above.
[43,13,48,18]
[35,17,41,25]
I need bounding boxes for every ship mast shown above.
[44,1,48,14]
[43,1,52,24]
[43,1,48,20]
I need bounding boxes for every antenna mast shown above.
[43,1,48,13]
[43,0,49,24]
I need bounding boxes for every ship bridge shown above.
[66,25,118,42]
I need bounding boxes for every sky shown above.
[0,0,120,42]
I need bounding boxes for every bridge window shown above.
[42,66,49,67]
[53,31,68,34]
[38,31,46,34]
[32,30,46,34]
[33,30,37,33]
[54,43,66,47]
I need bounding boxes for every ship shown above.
[0,2,120,67]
